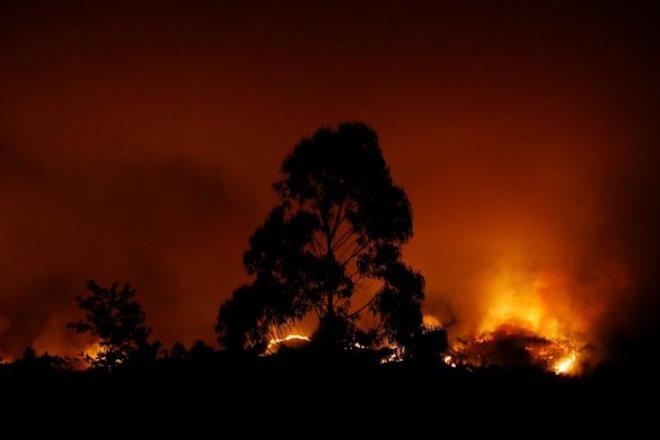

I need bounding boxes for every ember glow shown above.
[448,326,581,374]
[553,351,578,375]
[478,268,580,342]
[437,265,599,375]
[266,334,311,354]
[68,340,106,370]
[422,315,442,330]
[0,2,658,373]
[82,341,104,361]
[379,347,406,365]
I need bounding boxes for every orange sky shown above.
[1,1,658,360]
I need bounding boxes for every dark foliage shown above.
[1,346,648,427]
[68,279,160,370]
[216,122,426,354]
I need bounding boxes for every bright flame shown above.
[553,351,577,375]
[380,348,405,364]
[82,341,104,360]
[61,340,108,370]
[423,314,442,330]
[266,334,311,353]
[447,266,590,375]
[478,269,558,337]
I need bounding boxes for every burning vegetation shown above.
[243,263,598,376]
[430,266,605,375]
[0,122,628,379]
[446,325,580,375]
[265,334,311,354]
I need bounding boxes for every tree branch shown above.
[334,297,350,310]
[341,243,367,266]
[329,201,345,241]
[312,236,326,255]
[332,228,355,252]
[350,293,379,317]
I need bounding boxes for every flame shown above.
[443,266,592,375]
[266,334,311,354]
[379,346,405,364]
[443,355,457,368]
[553,351,577,375]
[477,269,565,339]
[68,340,108,369]
[82,341,104,360]
[423,314,442,330]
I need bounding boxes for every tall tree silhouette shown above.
[216,122,425,354]
[69,280,159,370]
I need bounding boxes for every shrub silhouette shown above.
[69,279,160,371]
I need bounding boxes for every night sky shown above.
[1,1,658,362]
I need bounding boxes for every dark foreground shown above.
[1,350,656,429]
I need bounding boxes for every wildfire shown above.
[67,340,108,369]
[266,334,311,353]
[443,355,456,368]
[423,314,442,330]
[440,266,591,375]
[82,341,104,360]
[553,351,577,375]
[379,346,406,364]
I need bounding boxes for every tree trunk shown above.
[326,224,334,316]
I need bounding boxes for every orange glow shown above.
[379,347,405,365]
[478,268,570,339]
[82,341,104,359]
[69,340,106,369]
[553,351,578,375]
[441,265,595,375]
[266,334,311,354]
[0,2,653,368]
[423,315,442,330]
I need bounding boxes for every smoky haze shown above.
[0,1,658,365]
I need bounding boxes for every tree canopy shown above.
[69,280,159,370]
[216,122,426,355]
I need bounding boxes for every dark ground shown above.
[1,349,657,430]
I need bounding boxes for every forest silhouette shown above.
[0,123,652,417]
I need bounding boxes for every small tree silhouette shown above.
[69,279,159,370]
[216,122,425,354]
[15,346,68,373]
[170,342,188,361]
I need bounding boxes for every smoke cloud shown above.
[0,1,658,367]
